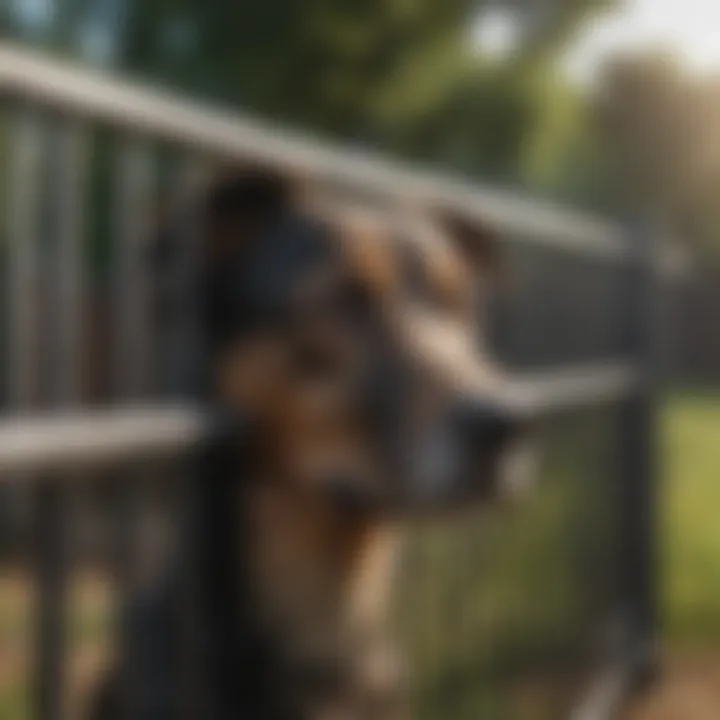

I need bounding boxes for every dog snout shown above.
[452,393,528,453]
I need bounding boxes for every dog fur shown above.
[90,164,518,720]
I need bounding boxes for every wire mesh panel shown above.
[491,242,631,369]
[397,406,628,720]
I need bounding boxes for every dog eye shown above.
[431,282,474,321]
[292,339,344,381]
[435,292,463,317]
[338,280,374,322]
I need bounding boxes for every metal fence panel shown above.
[0,43,655,720]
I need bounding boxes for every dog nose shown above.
[452,394,528,452]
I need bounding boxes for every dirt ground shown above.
[0,568,114,719]
[622,652,720,720]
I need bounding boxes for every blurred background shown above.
[0,1,719,718]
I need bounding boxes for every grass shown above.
[397,390,720,717]
[662,389,720,647]
[397,408,620,719]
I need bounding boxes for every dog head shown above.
[161,165,527,516]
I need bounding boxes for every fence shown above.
[0,42,657,719]
[660,267,720,383]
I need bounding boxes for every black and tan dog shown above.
[92,165,527,720]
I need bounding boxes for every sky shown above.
[476,0,720,85]
[565,0,720,84]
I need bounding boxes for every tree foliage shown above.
[5,0,616,194]
[594,51,720,254]
[87,0,614,182]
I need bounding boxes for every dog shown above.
[90,164,527,720]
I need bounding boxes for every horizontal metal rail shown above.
[0,362,637,477]
[0,404,209,475]
[514,361,639,414]
[0,42,627,259]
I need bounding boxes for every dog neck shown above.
[243,478,401,665]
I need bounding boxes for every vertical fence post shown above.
[622,217,659,683]
[4,108,42,560]
[28,115,88,720]
[7,105,44,719]
[113,138,154,719]
[170,158,211,720]
[7,109,42,410]
[41,116,87,720]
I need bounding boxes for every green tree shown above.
[6,0,617,191]
[594,51,720,254]
[113,1,616,178]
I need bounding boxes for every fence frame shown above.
[0,41,657,719]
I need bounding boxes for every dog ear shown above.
[149,165,296,345]
[203,164,297,262]
[437,209,504,282]
[150,164,295,268]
